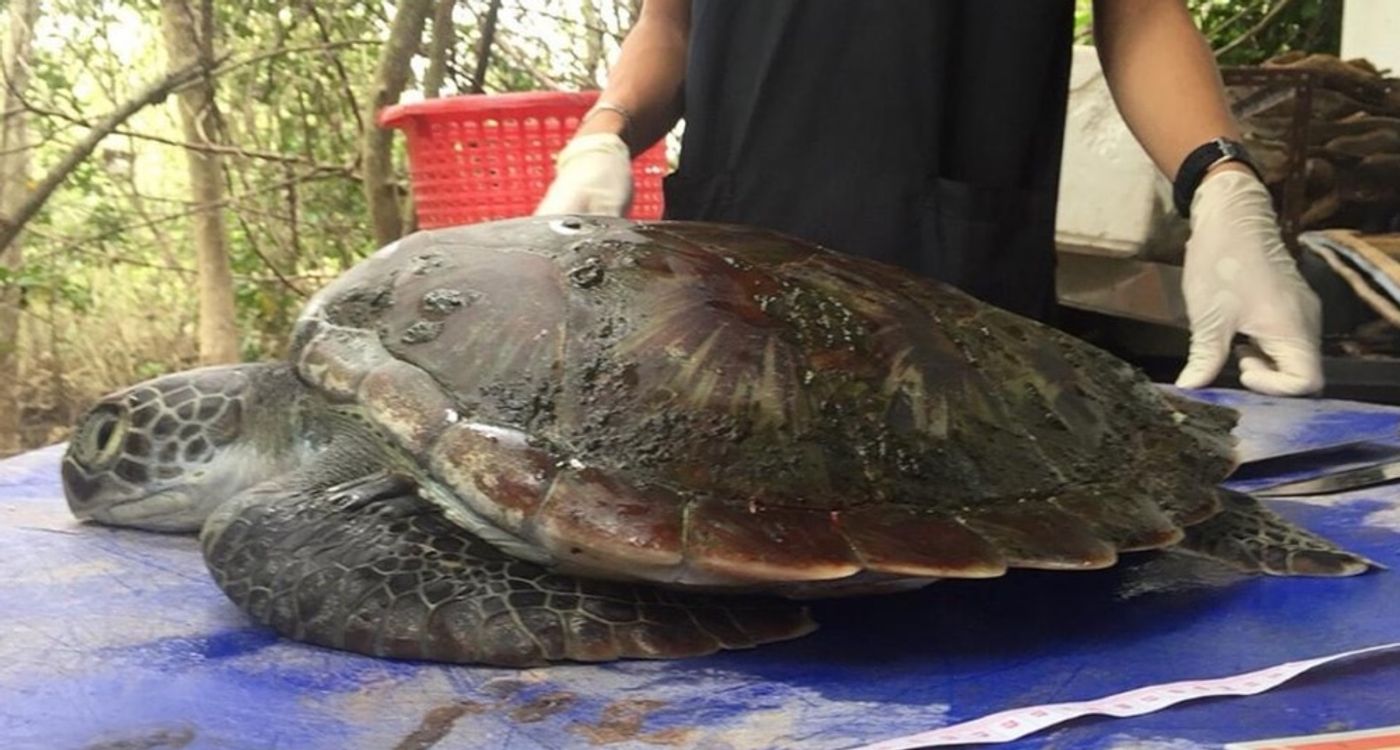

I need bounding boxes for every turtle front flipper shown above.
[1175,490,1379,576]
[199,473,815,666]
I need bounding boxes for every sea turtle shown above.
[62,216,1374,666]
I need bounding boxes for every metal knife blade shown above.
[1237,438,1373,466]
[1254,458,1400,497]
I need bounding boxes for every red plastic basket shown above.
[379,91,667,227]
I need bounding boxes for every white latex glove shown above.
[1175,169,1323,396]
[534,133,633,217]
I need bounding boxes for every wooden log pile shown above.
[1231,53,1400,235]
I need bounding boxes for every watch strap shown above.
[1172,138,1263,219]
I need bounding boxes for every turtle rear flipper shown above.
[199,473,814,666]
[1175,490,1378,576]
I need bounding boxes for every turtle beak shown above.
[63,454,201,532]
[104,489,194,523]
[61,456,104,519]
[101,490,201,531]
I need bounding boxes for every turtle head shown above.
[63,363,305,532]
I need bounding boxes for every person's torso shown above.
[667,0,1076,319]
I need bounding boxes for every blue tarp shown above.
[2,388,1399,749]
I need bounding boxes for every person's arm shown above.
[1093,0,1323,396]
[1092,0,1244,179]
[535,0,690,216]
[576,0,690,154]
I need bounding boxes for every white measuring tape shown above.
[853,641,1400,749]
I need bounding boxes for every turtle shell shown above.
[291,216,1238,589]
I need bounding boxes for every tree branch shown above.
[301,4,367,135]
[491,34,561,90]
[14,98,336,167]
[169,39,383,90]
[26,165,352,266]
[0,33,390,257]
[1215,0,1302,60]
[19,223,337,285]
[0,58,218,254]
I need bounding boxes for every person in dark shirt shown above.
[537,0,1322,397]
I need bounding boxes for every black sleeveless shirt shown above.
[663,0,1075,320]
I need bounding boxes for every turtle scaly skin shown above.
[62,217,1374,666]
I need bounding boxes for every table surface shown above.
[3,388,1399,750]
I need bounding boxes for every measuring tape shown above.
[853,641,1400,749]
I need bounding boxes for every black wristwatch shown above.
[1172,138,1262,219]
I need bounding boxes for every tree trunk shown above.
[161,0,240,365]
[580,0,606,84]
[0,0,39,456]
[363,0,431,247]
[422,0,457,99]
[470,0,503,94]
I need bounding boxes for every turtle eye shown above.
[76,404,128,469]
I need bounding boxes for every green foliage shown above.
[1195,0,1343,65]
[134,359,170,380]
[1074,0,1343,65]
[0,264,93,312]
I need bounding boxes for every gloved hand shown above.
[534,133,633,217]
[1175,169,1323,396]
